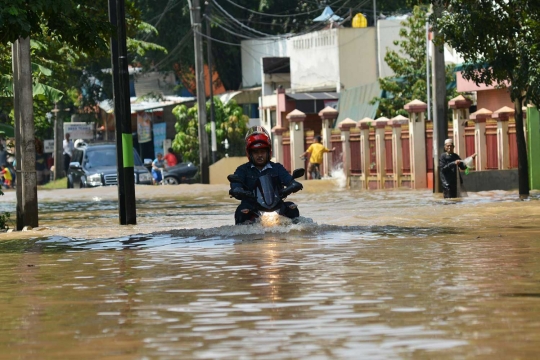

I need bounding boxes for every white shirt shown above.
[63,139,74,157]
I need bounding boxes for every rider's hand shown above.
[229,188,255,200]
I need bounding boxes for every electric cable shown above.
[220,0,347,18]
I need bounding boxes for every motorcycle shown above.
[228,168,305,224]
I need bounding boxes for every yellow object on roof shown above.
[352,13,367,28]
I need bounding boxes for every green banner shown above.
[122,133,134,168]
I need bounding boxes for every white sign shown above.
[44,139,54,153]
[64,122,94,140]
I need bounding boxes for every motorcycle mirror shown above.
[292,168,305,179]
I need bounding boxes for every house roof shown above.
[99,96,195,114]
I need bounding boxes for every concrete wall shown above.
[377,19,403,79]
[477,88,513,111]
[241,38,288,88]
[338,27,377,89]
[289,29,340,91]
[209,156,246,185]
[349,170,519,192]
[462,170,518,192]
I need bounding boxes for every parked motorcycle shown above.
[228,168,305,224]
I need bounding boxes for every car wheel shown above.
[67,176,73,189]
[164,176,179,185]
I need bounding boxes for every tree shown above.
[432,0,540,197]
[172,98,248,166]
[370,5,457,118]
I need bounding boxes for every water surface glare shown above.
[1,182,540,359]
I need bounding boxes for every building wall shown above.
[377,19,404,79]
[338,27,377,90]
[289,29,340,91]
[241,38,288,88]
[477,88,513,111]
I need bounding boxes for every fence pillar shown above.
[286,109,306,172]
[448,95,472,158]
[493,106,514,170]
[338,118,357,184]
[470,108,492,171]
[389,115,408,188]
[357,118,373,189]
[271,126,286,164]
[319,106,339,177]
[374,117,388,189]
[404,99,428,189]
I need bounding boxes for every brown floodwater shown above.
[1,174,540,359]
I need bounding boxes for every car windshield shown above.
[84,147,143,169]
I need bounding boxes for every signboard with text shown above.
[63,122,94,140]
[44,139,54,153]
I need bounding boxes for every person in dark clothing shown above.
[439,138,467,198]
[229,126,303,225]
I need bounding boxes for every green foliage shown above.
[371,6,457,118]
[0,210,10,231]
[172,98,249,166]
[432,0,540,107]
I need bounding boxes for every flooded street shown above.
[1,177,540,359]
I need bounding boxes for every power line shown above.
[212,0,275,37]
[220,0,347,18]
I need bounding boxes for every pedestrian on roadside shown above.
[439,138,467,198]
[163,147,178,167]
[63,133,74,177]
[151,152,167,185]
[300,135,335,179]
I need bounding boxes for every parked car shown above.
[144,159,198,185]
[67,143,153,188]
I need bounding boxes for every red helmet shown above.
[245,126,272,161]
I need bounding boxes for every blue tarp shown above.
[313,6,343,22]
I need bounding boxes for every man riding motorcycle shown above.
[229,126,303,225]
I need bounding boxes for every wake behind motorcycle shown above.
[228,168,305,224]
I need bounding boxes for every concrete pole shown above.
[338,118,356,184]
[493,106,514,170]
[374,117,388,189]
[12,37,38,229]
[404,100,428,189]
[389,115,408,188]
[431,1,447,194]
[271,126,286,164]
[448,95,471,159]
[470,108,492,171]
[318,106,338,177]
[51,104,64,180]
[191,0,209,183]
[357,118,372,189]
[286,110,306,172]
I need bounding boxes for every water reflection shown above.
[0,183,540,358]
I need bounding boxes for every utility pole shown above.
[205,0,217,164]
[373,0,379,78]
[51,103,64,180]
[431,1,447,194]
[191,0,210,183]
[12,37,38,229]
[109,0,137,224]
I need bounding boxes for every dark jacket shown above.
[439,152,467,190]
[230,161,294,206]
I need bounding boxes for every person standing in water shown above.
[300,135,335,179]
[439,138,467,198]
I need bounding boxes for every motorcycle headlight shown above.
[87,174,102,186]
[138,172,153,183]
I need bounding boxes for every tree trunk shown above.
[514,98,529,197]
